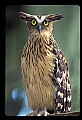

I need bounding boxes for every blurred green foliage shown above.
[6,5,80,116]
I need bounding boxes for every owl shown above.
[19,12,71,116]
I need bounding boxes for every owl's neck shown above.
[29,30,54,45]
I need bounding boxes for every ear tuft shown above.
[46,14,63,22]
[18,12,32,21]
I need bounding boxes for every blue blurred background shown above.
[5,5,80,116]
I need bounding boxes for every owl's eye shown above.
[43,21,49,26]
[31,19,37,26]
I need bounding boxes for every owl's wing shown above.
[51,41,71,113]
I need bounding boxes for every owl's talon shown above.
[37,110,50,116]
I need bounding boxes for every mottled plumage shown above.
[19,12,71,115]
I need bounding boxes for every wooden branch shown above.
[26,111,80,116]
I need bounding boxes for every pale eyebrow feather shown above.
[33,15,46,23]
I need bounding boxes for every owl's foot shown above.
[37,110,50,116]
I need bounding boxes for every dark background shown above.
[6,5,80,116]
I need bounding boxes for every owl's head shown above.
[19,12,63,34]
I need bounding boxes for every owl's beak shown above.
[38,24,43,33]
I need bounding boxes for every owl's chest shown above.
[26,44,56,109]
[26,41,55,83]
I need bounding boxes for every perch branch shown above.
[26,111,80,116]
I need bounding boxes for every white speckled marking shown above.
[58,91,63,98]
